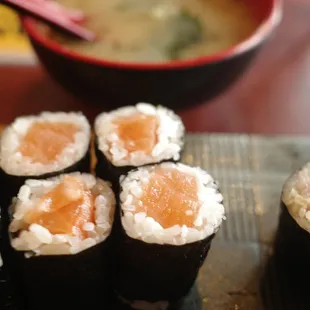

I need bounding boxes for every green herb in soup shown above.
[50,0,258,63]
[166,10,203,60]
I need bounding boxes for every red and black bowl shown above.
[22,0,282,109]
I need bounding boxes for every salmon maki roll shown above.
[94,103,185,189]
[0,112,91,289]
[0,111,91,209]
[115,162,225,307]
[274,162,310,278]
[8,172,115,310]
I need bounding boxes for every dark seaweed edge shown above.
[260,199,310,310]
[273,200,310,274]
[114,220,215,302]
[11,235,114,310]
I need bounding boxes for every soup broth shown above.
[50,0,258,63]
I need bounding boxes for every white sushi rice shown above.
[120,162,225,245]
[9,173,115,256]
[95,103,184,167]
[282,162,310,233]
[0,112,91,176]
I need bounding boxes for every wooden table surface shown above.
[0,0,309,134]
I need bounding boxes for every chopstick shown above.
[1,0,96,41]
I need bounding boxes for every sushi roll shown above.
[274,162,310,276]
[0,111,91,209]
[8,172,115,310]
[94,103,185,188]
[115,162,225,307]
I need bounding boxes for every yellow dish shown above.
[0,6,31,54]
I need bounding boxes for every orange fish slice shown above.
[113,113,159,155]
[137,168,199,228]
[19,121,78,164]
[26,175,95,238]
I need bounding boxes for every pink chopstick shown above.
[1,0,96,41]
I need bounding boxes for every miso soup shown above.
[50,0,258,63]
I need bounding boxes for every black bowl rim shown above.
[22,0,283,71]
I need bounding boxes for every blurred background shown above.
[0,0,308,134]
[0,6,33,64]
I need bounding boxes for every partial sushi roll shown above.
[274,162,310,275]
[115,162,225,306]
[0,111,91,209]
[8,172,115,310]
[0,111,92,293]
[94,103,185,188]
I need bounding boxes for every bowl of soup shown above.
[22,0,282,108]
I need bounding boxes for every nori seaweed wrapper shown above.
[114,225,215,303]
[0,214,20,310]
[273,201,310,279]
[0,144,91,217]
[0,208,25,310]
[260,200,310,307]
[260,248,310,310]
[94,137,184,193]
[10,235,113,310]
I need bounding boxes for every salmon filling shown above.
[135,168,199,228]
[19,121,79,164]
[120,163,225,245]
[24,175,95,239]
[95,103,185,167]
[113,113,159,155]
